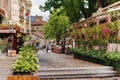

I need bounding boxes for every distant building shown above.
[30,15,47,46]
[31,15,46,31]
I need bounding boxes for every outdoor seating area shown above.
[52,46,61,54]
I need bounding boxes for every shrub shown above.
[71,47,120,73]
[11,45,39,75]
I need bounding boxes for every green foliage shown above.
[11,45,39,74]
[107,52,120,61]
[40,0,119,23]
[39,0,63,12]
[42,8,70,40]
[71,47,120,73]
[71,47,106,61]
[62,0,83,23]
[0,38,9,53]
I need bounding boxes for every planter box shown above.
[73,52,106,65]
[92,45,100,50]
[8,50,16,56]
[7,75,39,80]
[107,43,120,52]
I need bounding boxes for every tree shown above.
[42,8,70,44]
[96,0,120,8]
[40,0,120,23]
[61,0,81,23]
[39,0,63,12]
[40,0,83,23]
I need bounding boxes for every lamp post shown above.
[9,26,14,49]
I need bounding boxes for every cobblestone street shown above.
[37,50,103,68]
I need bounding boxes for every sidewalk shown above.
[0,54,17,80]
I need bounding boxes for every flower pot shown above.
[8,50,16,56]
[107,43,117,52]
[92,45,100,50]
[7,75,39,80]
[117,44,120,52]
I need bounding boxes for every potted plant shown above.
[7,45,39,80]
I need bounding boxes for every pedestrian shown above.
[46,45,49,53]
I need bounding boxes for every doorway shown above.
[0,14,2,24]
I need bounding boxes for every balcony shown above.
[19,16,24,22]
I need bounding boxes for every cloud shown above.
[30,0,49,21]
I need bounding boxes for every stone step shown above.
[38,71,117,76]
[38,66,118,79]
[39,73,116,79]
[38,66,114,72]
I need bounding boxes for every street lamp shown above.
[9,26,14,49]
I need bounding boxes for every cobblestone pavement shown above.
[37,50,120,80]
[0,54,17,80]
[37,50,103,68]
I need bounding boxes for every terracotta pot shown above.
[10,50,16,56]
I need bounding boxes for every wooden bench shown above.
[52,46,61,54]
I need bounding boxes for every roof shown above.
[32,31,44,39]
[30,15,46,26]
[31,21,46,26]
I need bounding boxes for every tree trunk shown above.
[56,35,60,45]
[97,0,102,8]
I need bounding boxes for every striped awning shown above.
[0,30,16,33]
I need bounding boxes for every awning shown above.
[0,30,16,33]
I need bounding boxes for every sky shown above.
[30,0,49,21]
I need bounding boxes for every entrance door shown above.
[0,14,2,24]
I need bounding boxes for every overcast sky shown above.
[30,0,49,21]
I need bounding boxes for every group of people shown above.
[30,40,53,53]
[25,39,72,54]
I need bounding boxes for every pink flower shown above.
[101,28,110,34]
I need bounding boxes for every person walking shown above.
[46,44,49,53]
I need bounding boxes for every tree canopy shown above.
[42,8,70,40]
[40,0,119,23]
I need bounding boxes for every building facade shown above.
[30,15,46,48]
[31,15,46,31]
[0,0,32,33]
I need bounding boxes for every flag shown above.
[26,12,29,19]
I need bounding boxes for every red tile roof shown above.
[31,15,46,26]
